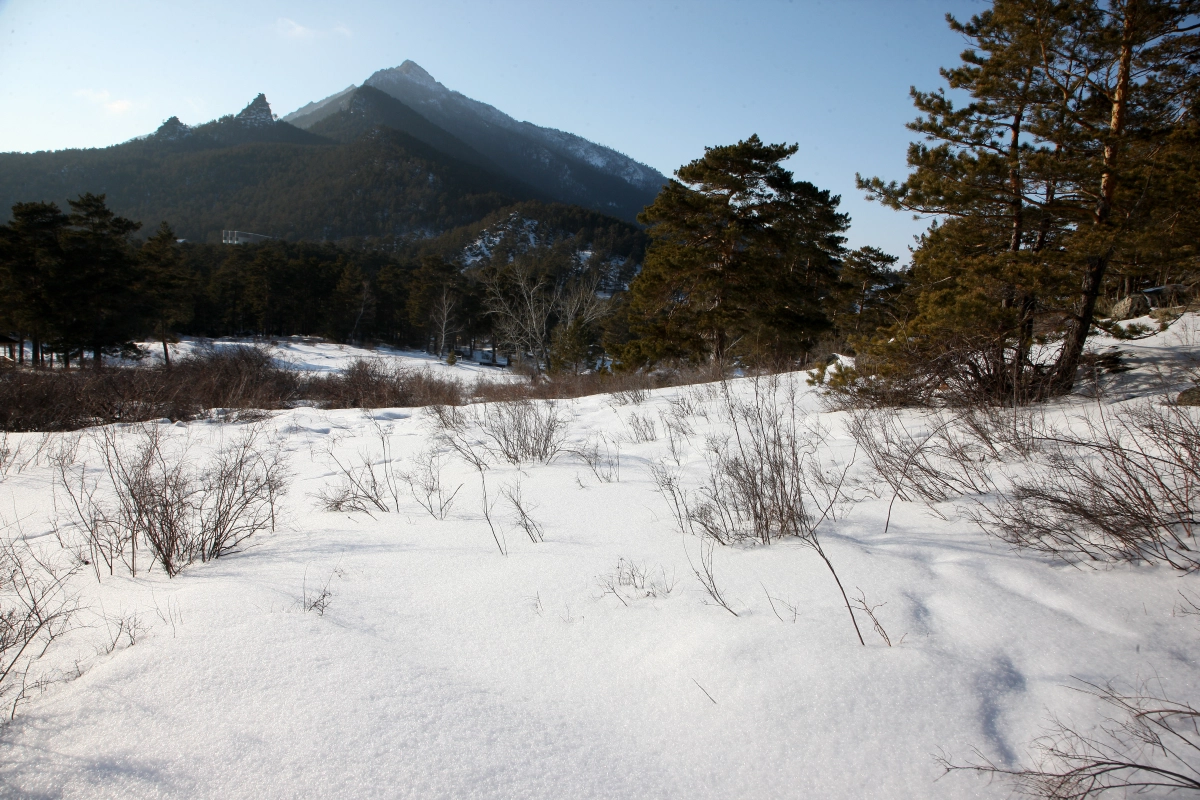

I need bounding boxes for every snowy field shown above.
[0,320,1197,799]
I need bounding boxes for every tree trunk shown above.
[1045,8,1134,397]
[1047,253,1110,397]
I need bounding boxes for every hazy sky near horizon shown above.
[0,0,985,258]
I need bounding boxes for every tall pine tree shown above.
[625,135,848,367]
[858,0,1200,403]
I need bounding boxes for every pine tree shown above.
[832,247,905,337]
[138,222,193,365]
[0,202,68,366]
[59,193,144,367]
[858,0,1200,402]
[625,135,848,367]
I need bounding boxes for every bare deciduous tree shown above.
[484,261,557,375]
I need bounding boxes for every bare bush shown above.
[301,567,337,617]
[611,387,650,406]
[943,680,1200,798]
[0,432,49,479]
[570,433,621,483]
[501,478,544,543]
[761,584,799,623]
[478,400,569,464]
[652,375,864,643]
[306,359,463,409]
[398,447,462,520]
[429,405,506,555]
[99,610,146,655]
[0,349,468,433]
[847,407,999,510]
[849,588,901,646]
[626,412,658,443]
[0,534,80,720]
[318,448,394,515]
[0,345,724,433]
[597,558,677,606]
[471,369,662,404]
[967,403,1200,570]
[850,400,1200,571]
[687,531,738,616]
[56,424,289,578]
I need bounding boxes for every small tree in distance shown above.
[138,222,193,366]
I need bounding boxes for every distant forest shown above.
[0,194,646,371]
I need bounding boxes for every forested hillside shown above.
[0,98,540,243]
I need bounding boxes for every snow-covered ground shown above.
[0,320,1197,798]
[143,336,516,380]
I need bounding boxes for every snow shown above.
[1,321,1199,798]
[139,336,514,380]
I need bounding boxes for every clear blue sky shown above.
[0,0,985,259]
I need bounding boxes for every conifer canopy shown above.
[625,135,848,367]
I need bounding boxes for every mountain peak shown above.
[393,60,439,89]
[153,115,192,141]
[236,94,275,128]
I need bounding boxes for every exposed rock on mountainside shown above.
[235,93,276,128]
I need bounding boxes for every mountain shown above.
[305,86,500,176]
[150,94,329,149]
[0,94,534,242]
[286,61,666,222]
[280,85,357,129]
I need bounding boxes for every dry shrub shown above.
[478,400,570,465]
[847,408,1002,508]
[0,346,296,431]
[972,403,1200,571]
[306,359,463,409]
[653,375,864,642]
[597,558,677,605]
[469,364,716,405]
[570,432,621,482]
[428,404,505,555]
[944,679,1200,798]
[398,447,462,520]
[0,350,464,432]
[0,347,727,434]
[626,412,658,443]
[171,346,300,414]
[56,423,289,577]
[849,401,1200,571]
[0,534,79,720]
[501,477,544,543]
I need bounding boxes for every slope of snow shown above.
[1,319,1198,798]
